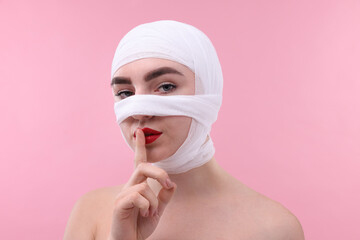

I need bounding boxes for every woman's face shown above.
[111,58,195,162]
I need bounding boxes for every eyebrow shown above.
[110,67,184,87]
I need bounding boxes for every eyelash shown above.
[115,83,177,99]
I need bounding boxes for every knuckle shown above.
[159,170,169,181]
[113,194,128,211]
[129,191,141,202]
[114,191,135,207]
[153,199,159,209]
[137,182,148,193]
[143,200,150,209]
[113,200,123,212]
[137,162,149,172]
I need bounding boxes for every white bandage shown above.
[111,20,223,174]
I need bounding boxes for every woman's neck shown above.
[147,157,231,200]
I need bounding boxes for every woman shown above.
[64,20,304,240]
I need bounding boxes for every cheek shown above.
[120,122,132,140]
[182,118,192,137]
[168,117,192,139]
[119,123,126,133]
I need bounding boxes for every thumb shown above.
[156,183,177,217]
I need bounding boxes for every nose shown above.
[131,114,153,121]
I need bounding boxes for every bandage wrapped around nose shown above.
[111,20,223,174]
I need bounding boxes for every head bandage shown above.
[112,20,223,174]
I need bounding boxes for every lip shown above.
[134,127,163,144]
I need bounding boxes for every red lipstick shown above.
[134,127,162,144]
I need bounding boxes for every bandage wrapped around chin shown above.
[111,20,223,174]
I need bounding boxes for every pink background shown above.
[1,0,359,239]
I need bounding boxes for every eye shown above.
[156,83,177,93]
[114,83,176,99]
[115,90,134,99]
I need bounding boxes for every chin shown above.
[145,147,172,163]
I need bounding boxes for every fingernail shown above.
[166,178,173,188]
[134,128,141,138]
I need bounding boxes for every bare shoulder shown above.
[258,194,304,240]
[238,185,305,240]
[63,185,124,240]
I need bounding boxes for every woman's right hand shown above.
[108,129,177,240]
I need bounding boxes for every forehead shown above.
[113,58,194,77]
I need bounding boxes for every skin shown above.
[64,58,305,240]
[114,58,196,163]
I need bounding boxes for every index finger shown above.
[134,128,147,168]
